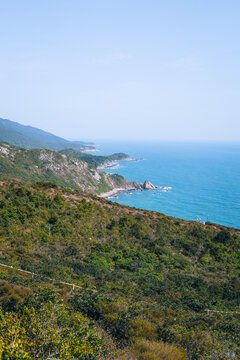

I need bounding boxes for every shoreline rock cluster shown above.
[100,179,159,198]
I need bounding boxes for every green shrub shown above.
[214,230,231,244]
[131,339,186,360]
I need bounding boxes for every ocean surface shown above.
[93,141,240,229]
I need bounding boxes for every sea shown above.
[91,141,240,229]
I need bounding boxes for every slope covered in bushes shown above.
[0,181,239,359]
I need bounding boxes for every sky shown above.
[0,0,240,141]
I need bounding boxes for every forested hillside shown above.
[0,182,239,359]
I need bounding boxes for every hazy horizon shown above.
[1,1,240,141]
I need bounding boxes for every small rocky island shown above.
[142,180,157,190]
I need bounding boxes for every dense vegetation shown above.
[0,288,109,359]
[0,181,239,359]
[61,149,130,168]
[0,118,94,151]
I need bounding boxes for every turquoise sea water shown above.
[94,141,240,229]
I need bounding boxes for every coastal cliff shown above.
[0,143,132,195]
[0,143,158,197]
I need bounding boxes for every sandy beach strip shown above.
[99,187,127,198]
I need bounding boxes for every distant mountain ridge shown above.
[0,118,95,151]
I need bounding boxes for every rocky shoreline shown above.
[98,156,171,199]
[98,157,144,170]
[99,180,160,198]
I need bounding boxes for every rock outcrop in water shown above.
[130,180,157,191]
[142,180,156,190]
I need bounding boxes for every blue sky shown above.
[0,0,239,140]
